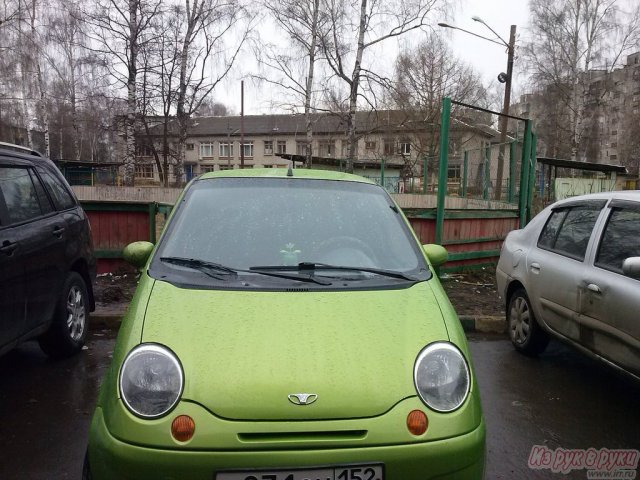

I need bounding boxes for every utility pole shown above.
[240,80,245,169]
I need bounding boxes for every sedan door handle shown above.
[530,262,541,271]
[53,226,65,238]
[0,240,18,255]
[587,283,601,294]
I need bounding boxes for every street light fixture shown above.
[439,18,516,201]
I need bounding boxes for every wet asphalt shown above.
[0,330,638,480]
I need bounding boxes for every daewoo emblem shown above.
[288,393,318,405]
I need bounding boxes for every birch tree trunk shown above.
[124,0,139,186]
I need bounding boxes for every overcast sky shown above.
[219,0,531,115]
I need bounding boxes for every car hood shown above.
[142,280,450,420]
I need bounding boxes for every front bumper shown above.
[87,406,485,480]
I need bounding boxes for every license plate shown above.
[216,464,384,480]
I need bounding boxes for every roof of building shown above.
[142,110,500,139]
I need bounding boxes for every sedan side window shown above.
[595,208,640,274]
[0,167,43,224]
[537,205,602,261]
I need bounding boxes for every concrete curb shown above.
[90,312,125,331]
[459,315,506,334]
[90,311,507,335]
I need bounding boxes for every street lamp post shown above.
[439,18,516,201]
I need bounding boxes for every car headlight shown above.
[414,342,470,412]
[119,344,184,418]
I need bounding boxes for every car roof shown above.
[552,190,640,207]
[198,167,377,184]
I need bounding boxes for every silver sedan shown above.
[496,191,640,380]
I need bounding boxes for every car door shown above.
[20,168,66,334]
[526,201,606,341]
[579,199,640,375]
[0,171,26,350]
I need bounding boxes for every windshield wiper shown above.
[161,256,331,285]
[247,268,332,285]
[160,257,237,280]
[251,262,420,281]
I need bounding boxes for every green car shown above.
[84,169,485,480]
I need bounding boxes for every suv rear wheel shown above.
[507,288,550,356]
[39,272,89,358]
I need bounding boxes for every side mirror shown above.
[423,244,448,267]
[622,257,640,279]
[123,241,154,269]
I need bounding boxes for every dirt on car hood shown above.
[142,280,450,421]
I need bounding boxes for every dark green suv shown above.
[0,143,96,358]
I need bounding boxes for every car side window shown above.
[0,166,43,224]
[537,204,602,261]
[39,169,76,210]
[30,170,55,215]
[595,208,640,274]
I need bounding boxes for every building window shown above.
[611,142,617,148]
[200,165,216,173]
[296,141,307,156]
[318,140,335,157]
[277,140,287,154]
[137,145,154,157]
[399,141,411,155]
[199,143,214,158]
[242,141,254,158]
[135,164,154,179]
[219,142,234,158]
[611,130,618,136]
[365,141,377,150]
[384,139,395,156]
[186,143,194,151]
[610,154,617,160]
[447,165,461,180]
[264,140,273,156]
[219,165,233,171]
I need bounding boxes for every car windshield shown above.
[151,176,428,287]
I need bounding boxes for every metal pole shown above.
[508,141,516,203]
[423,156,427,194]
[436,97,451,245]
[495,25,517,201]
[240,80,245,169]
[528,133,537,222]
[462,151,468,198]
[484,145,490,200]
[381,157,385,190]
[519,120,532,228]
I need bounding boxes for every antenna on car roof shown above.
[287,161,294,177]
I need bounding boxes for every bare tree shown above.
[173,0,252,185]
[393,33,489,162]
[319,0,445,172]
[255,0,325,165]
[526,0,640,161]
[86,0,163,185]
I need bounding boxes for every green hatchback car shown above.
[84,169,485,480]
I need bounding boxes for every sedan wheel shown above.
[507,288,549,356]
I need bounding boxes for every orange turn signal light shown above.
[171,415,196,442]
[406,410,428,436]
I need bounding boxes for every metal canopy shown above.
[536,157,627,174]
